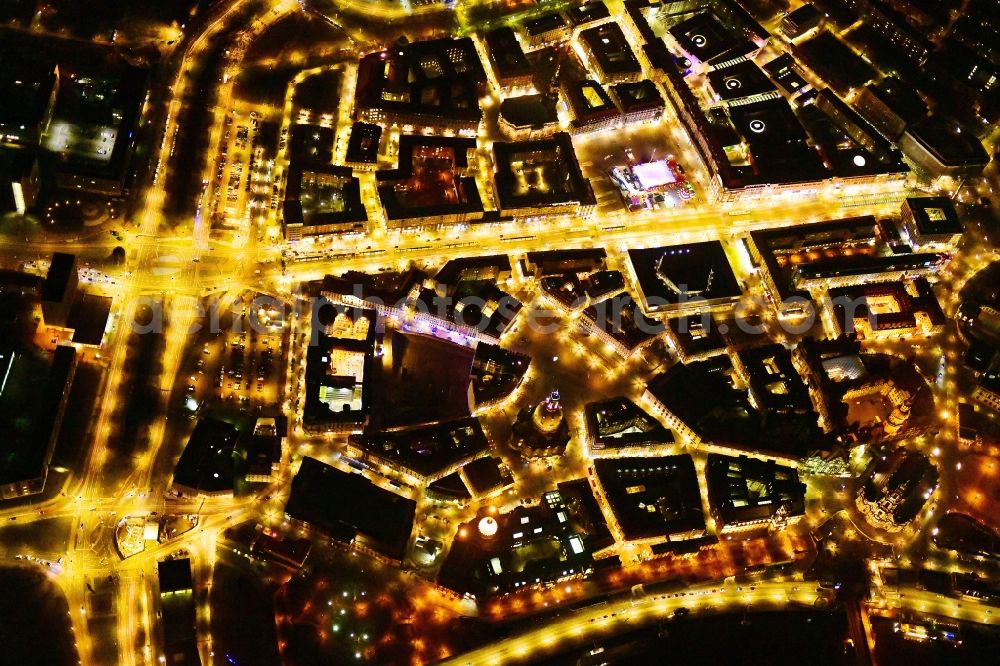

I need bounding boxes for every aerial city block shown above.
[1,0,1000,664]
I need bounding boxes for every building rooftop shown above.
[646,355,823,460]
[41,252,76,305]
[904,197,963,237]
[610,80,665,115]
[865,77,928,124]
[492,132,595,211]
[67,292,112,346]
[439,479,612,597]
[627,241,742,310]
[669,12,754,65]
[344,122,382,165]
[0,56,57,144]
[470,342,530,406]
[354,37,486,126]
[303,306,377,429]
[285,457,416,561]
[376,135,482,222]
[566,1,611,27]
[499,94,559,130]
[0,345,76,488]
[562,79,620,130]
[461,455,514,497]
[594,455,704,542]
[583,291,664,349]
[157,558,193,594]
[578,23,642,78]
[905,115,990,168]
[706,453,806,527]
[483,27,532,82]
[171,417,240,495]
[348,416,489,480]
[829,278,946,339]
[735,344,813,414]
[524,13,567,37]
[289,124,334,164]
[525,248,607,275]
[706,60,778,102]
[540,269,625,308]
[585,396,673,451]
[321,266,425,307]
[727,97,827,182]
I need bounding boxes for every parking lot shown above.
[182,292,287,413]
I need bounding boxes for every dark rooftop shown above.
[706,60,778,102]
[492,132,596,211]
[461,455,513,497]
[669,12,753,65]
[578,23,642,78]
[171,417,240,495]
[483,27,532,82]
[439,480,611,597]
[345,122,382,165]
[646,355,824,460]
[906,115,991,167]
[594,455,704,541]
[866,77,928,124]
[905,196,963,237]
[41,253,76,304]
[67,292,112,345]
[348,416,489,479]
[285,457,416,561]
[354,37,486,126]
[706,454,806,527]
[376,134,483,222]
[627,241,742,309]
[157,558,193,594]
[470,342,530,406]
[585,396,673,450]
[499,94,559,129]
[610,80,666,115]
[0,345,76,487]
[567,1,611,27]
[524,13,567,36]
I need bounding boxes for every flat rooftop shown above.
[348,416,489,479]
[483,27,532,81]
[439,480,611,597]
[706,453,806,526]
[345,122,381,164]
[0,345,76,487]
[171,417,240,494]
[499,94,559,129]
[610,80,666,114]
[594,455,704,541]
[492,132,595,210]
[567,1,610,27]
[707,60,778,102]
[283,162,367,230]
[157,558,193,594]
[905,196,962,237]
[646,355,823,460]
[585,396,673,450]
[627,241,742,309]
[376,135,483,221]
[669,12,752,64]
[578,23,642,77]
[285,457,416,561]
[524,13,567,36]
[355,37,485,125]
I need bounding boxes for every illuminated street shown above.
[0,1,999,665]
